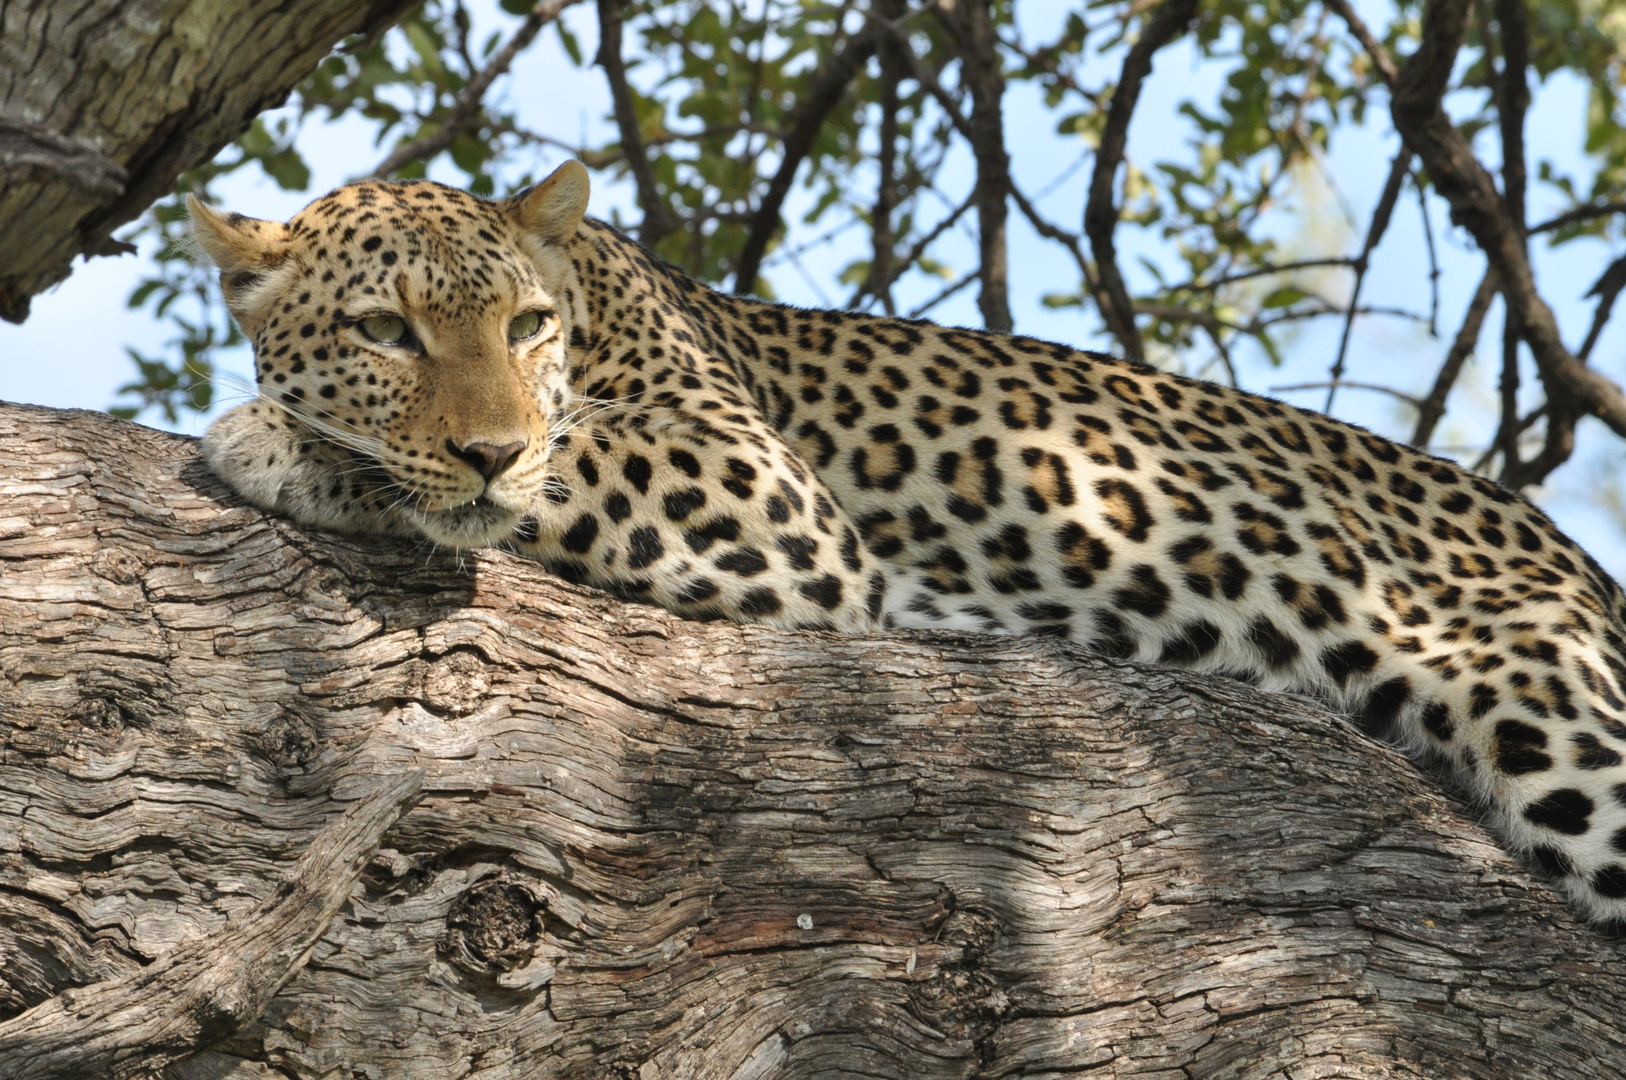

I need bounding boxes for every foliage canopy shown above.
[115,0,1626,495]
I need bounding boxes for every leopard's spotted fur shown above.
[196,162,1626,924]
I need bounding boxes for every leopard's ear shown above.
[506,160,590,245]
[186,195,290,274]
[187,196,292,324]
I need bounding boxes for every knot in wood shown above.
[89,546,144,585]
[439,878,544,978]
[258,705,320,769]
[422,648,491,717]
[908,908,1008,1052]
[68,695,126,731]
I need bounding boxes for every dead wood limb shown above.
[0,400,1623,1078]
[0,774,421,1080]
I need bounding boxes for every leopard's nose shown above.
[447,438,528,480]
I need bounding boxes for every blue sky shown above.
[4,0,1624,576]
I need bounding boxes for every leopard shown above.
[193,160,1626,926]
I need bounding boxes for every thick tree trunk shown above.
[0,0,416,323]
[0,399,1621,1079]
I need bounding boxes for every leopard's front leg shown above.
[509,419,889,632]
[203,402,415,538]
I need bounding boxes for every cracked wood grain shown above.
[0,0,417,323]
[0,399,1622,1078]
[0,772,421,1080]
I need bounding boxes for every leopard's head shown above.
[189,161,592,546]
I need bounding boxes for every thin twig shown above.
[1199,323,1239,387]
[370,0,583,178]
[1009,184,1115,323]
[1530,200,1626,235]
[849,191,975,310]
[1271,380,1423,407]
[897,36,968,137]
[1136,299,1426,336]
[1162,257,1357,295]
[1413,167,1441,336]
[907,270,977,319]
[1578,255,1626,364]
[1322,0,1399,85]
[499,119,765,171]
[731,17,882,294]
[1412,269,1497,447]
[1325,147,1413,412]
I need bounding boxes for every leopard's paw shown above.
[203,402,412,537]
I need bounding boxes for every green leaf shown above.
[261,148,311,191]
[127,280,163,310]
[556,21,584,66]
[1260,286,1307,309]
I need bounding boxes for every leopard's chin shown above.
[406,497,521,548]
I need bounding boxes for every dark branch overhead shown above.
[0,0,418,323]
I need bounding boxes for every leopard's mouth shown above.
[405,495,521,548]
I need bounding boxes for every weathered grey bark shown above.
[0,398,1622,1079]
[0,0,417,323]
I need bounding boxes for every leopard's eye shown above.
[360,314,408,345]
[508,311,543,342]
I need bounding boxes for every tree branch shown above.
[1494,0,1530,237]
[596,0,678,247]
[1412,268,1497,447]
[937,0,1013,331]
[0,118,127,199]
[731,20,881,294]
[864,0,908,315]
[1325,147,1413,412]
[1084,0,1200,361]
[370,0,583,179]
[1383,0,1626,451]
[0,0,419,323]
